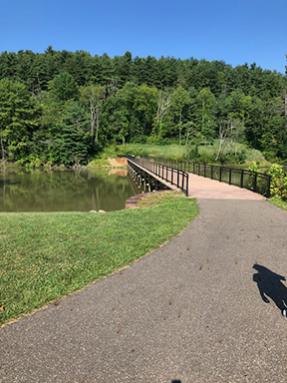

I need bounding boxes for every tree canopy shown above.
[0,48,286,165]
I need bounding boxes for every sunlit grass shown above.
[91,143,267,166]
[269,197,287,211]
[0,194,198,325]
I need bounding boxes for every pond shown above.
[0,169,139,212]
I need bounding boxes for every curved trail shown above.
[1,175,287,382]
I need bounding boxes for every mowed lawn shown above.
[0,194,198,325]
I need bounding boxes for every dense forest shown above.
[0,47,286,167]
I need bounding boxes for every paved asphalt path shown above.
[1,176,287,382]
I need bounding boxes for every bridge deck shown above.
[127,157,190,195]
[127,157,264,200]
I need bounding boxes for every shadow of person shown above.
[253,264,287,316]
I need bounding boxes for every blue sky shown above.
[1,0,286,72]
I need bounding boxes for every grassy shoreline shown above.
[0,193,198,326]
[269,197,287,211]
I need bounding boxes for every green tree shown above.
[80,84,105,146]
[152,90,171,140]
[48,72,79,102]
[195,88,217,140]
[0,48,287,164]
[169,86,191,143]
[114,51,132,86]
[260,97,287,158]
[0,79,40,161]
[103,83,158,143]
[51,101,90,165]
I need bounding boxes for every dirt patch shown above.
[108,168,128,176]
[126,191,180,209]
[108,157,128,168]
[125,193,149,209]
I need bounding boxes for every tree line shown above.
[0,47,286,166]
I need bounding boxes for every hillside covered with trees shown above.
[0,47,286,167]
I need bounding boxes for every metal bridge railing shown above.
[154,158,271,198]
[127,156,190,196]
[127,156,272,198]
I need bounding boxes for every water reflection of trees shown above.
[0,171,137,211]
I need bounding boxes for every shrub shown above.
[248,161,259,173]
[17,155,43,171]
[268,164,287,200]
[186,145,199,160]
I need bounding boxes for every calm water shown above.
[0,170,138,212]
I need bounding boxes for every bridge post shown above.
[266,175,271,198]
[240,170,244,188]
[253,173,258,192]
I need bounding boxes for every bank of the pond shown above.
[86,156,128,172]
[0,193,198,326]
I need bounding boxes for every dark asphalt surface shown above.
[1,198,287,382]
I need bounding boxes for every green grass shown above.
[86,157,110,170]
[269,197,287,211]
[116,143,187,160]
[0,193,198,325]
[91,143,267,167]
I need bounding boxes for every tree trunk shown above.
[95,106,100,144]
[216,121,229,161]
[0,130,5,161]
[90,103,96,144]
[178,110,182,144]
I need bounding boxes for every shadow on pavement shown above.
[253,264,287,316]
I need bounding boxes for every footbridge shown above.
[127,156,271,198]
[127,156,190,195]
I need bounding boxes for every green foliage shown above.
[51,101,90,166]
[17,155,43,171]
[48,71,79,101]
[186,144,199,160]
[260,97,287,159]
[196,88,217,139]
[0,78,40,161]
[94,143,265,166]
[0,194,198,325]
[103,82,158,144]
[248,161,259,173]
[80,84,105,146]
[115,143,187,160]
[270,196,287,211]
[268,164,287,200]
[0,49,286,166]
